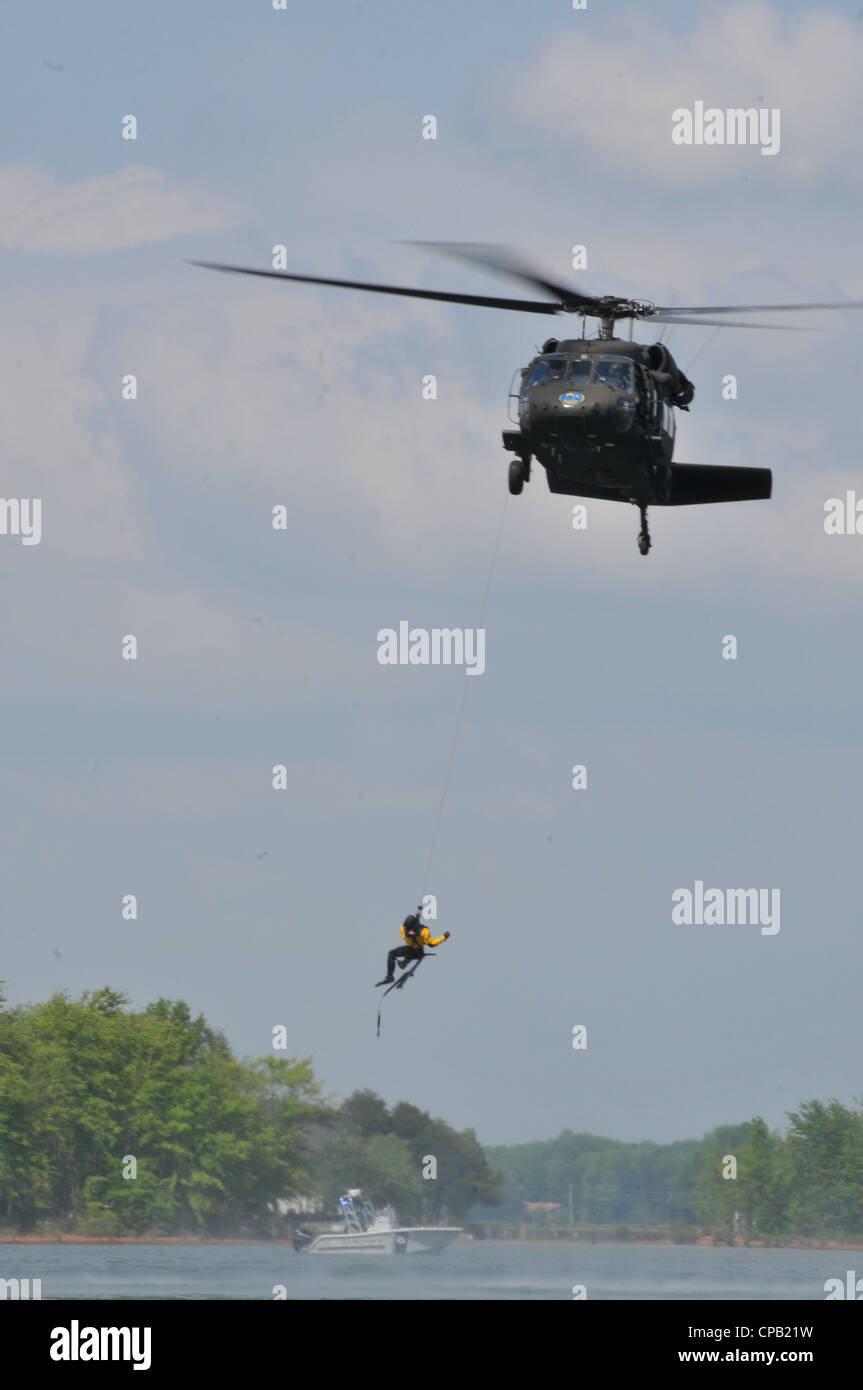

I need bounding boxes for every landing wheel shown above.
[637,504,652,556]
[508,459,526,495]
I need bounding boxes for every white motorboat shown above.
[292,1190,461,1255]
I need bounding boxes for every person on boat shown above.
[377,911,450,985]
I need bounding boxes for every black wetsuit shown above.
[386,944,421,978]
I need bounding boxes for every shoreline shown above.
[2,1234,863,1250]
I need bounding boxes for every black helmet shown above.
[403,914,421,936]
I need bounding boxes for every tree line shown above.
[2,987,860,1239]
[0,988,499,1235]
[487,1101,863,1241]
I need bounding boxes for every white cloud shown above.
[0,164,235,253]
[509,2,863,188]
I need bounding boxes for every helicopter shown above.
[193,244,863,555]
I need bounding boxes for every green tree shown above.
[737,1116,789,1238]
[341,1089,391,1137]
[0,989,327,1235]
[313,1092,502,1224]
[691,1125,750,1241]
[784,1099,863,1238]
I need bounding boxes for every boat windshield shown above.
[594,357,634,392]
[339,1192,376,1232]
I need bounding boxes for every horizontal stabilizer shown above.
[666,463,772,506]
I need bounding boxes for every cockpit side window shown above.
[566,358,592,386]
[594,357,634,392]
[526,355,567,387]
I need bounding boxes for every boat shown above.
[292,1190,461,1255]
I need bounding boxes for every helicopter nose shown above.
[557,387,603,418]
[559,385,634,433]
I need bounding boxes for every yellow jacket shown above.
[400,923,446,951]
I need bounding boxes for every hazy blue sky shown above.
[2,1,863,1146]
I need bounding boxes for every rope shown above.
[685,325,721,375]
[419,492,509,898]
[376,496,508,1038]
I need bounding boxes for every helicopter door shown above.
[508,368,526,425]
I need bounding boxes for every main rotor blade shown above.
[650,314,816,330]
[403,241,603,312]
[190,261,560,314]
[653,300,863,315]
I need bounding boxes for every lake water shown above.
[1,1241,854,1300]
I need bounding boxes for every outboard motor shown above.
[292,1226,314,1252]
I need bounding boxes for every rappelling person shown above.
[376,909,450,986]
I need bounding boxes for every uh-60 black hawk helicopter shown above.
[194,244,863,555]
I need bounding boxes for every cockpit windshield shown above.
[565,358,592,386]
[526,354,635,392]
[593,357,634,392]
[525,355,567,387]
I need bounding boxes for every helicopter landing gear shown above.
[637,505,651,556]
[508,457,530,495]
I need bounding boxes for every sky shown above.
[1,0,863,1148]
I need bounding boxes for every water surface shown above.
[1,1241,853,1300]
